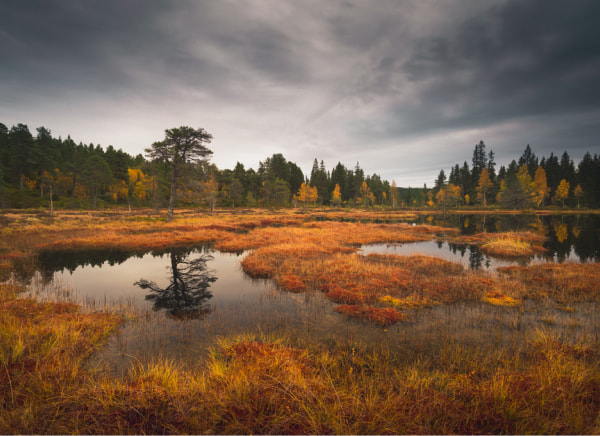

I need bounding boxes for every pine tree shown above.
[145,126,213,222]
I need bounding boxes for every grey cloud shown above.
[398,0,600,129]
[1,0,598,188]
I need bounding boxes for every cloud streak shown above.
[1,0,599,186]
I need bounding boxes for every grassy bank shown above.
[1,209,600,433]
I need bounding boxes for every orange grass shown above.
[241,240,498,323]
[0,210,309,258]
[334,304,405,325]
[0,283,122,432]
[326,286,374,304]
[277,274,306,292]
[497,262,600,303]
[216,220,456,253]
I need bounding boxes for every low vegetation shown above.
[1,209,599,434]
[449,231,547,257]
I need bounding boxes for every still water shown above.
[415,213,600,262]
[16,213,600,373]
[361,213,599,270]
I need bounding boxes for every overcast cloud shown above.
[1,0,599,186]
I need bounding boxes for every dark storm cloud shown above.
[387,0,600,134]
[1,0,598,186]
[0,0,309,103]
[1,1,171,96]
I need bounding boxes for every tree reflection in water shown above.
[135,250,217,320]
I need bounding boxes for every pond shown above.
[12,213,600,375]
[360,213,599,270]
[414,213,600,262]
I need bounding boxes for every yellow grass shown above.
[482,290,521,306]
[451,231,547,257]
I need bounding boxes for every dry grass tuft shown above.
[451,231,547,258]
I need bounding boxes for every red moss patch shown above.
[325,287,373,304]
[334,304,405,326]
[278,274,306,292]
[240,257,275,278]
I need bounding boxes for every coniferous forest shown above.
[1,122,599,210]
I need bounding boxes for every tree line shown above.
[0,122,396,212]
[432,141,600,209]
[2,122,598,212]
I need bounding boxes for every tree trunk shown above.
[49,183,53,217]
[70,172,77,208]
[167,167,178,222]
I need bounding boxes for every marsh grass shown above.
[450,231,547,258]
[2,209,600,433]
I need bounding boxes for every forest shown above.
[1,122,599,210]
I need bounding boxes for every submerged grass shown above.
[1,208,600,433]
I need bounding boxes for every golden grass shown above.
[0,283,123,433]
[482,290,521,307]
[451,231,547,257]
[3,324,600,434]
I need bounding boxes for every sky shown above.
[1,0,599,187]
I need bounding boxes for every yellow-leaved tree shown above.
[296,183,318,207]
[202,173,219,213]
[128,168,154,208]
[108,180,129,204]
[531,166,550,207]
[41,170,55,216]
[389,180,398,208]
[574,184,583,209]
[475,168,493,206]
[359,181,376,207]
[554,179,570,208]
[331,183,342,207]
